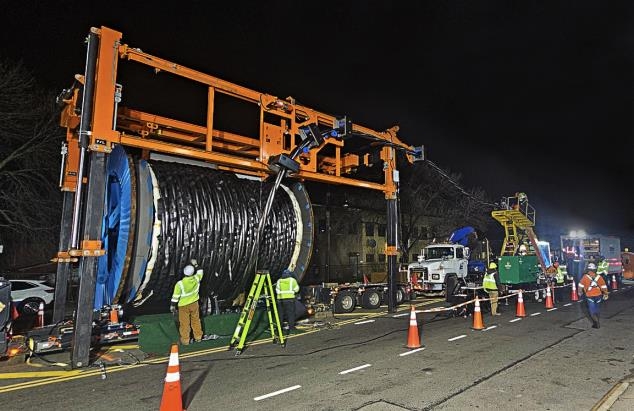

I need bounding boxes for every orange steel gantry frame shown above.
[57,26,417,367]
[59,27,415,214]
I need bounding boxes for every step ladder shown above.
[229,270,285,355]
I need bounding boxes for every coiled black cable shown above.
[143,162,298,306]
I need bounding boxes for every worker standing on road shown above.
[553,261,566,302]
[483,262,502,316]
[171,259,204,345]
[275,269,300,331]
[596,256,610,288]
[577,262,609,329]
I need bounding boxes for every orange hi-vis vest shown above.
[578,273,607,297]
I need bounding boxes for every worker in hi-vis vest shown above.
[596,256,610,287]
[577,262,609,329]
[553,261,566,302]
[171,259,204,345]
[483,262,502,316]
[275,269,300,331]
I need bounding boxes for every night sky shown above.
[2,1,633,247]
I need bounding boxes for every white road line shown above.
[547,308,558,311]
[339,364,372,375]
[564,303,572,307]
[530,312,541,316]
[399,347,426,357]
[448,335,466,342]
[509,318,522,323]
[393,313,409,318]
[483,325,497,331]
[354,320,375,325]
[254,385,301,401]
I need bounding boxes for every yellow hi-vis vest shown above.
[555,267,566,284]
[483,272,498,291]
[171,270,203,307]
[597,260,609,275]
[276,277,299,300]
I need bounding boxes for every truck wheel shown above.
[397,286,410,302]
[361,289,382,309]
[334,291,357,313]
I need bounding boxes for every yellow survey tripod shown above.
[229,270,285,355]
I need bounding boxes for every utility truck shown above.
[560,234,622,282]
[406,227,488,299]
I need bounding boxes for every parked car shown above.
[9,279,55,315]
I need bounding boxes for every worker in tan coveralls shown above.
[170,259,204,345]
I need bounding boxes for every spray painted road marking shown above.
[483,325,497,331]
[547,308,558,312]
[339,364,372,375]
[254,385,301,401]
[448,335,466,342]
[400,347,426,357]
[530,312,541,316]
[509,318,522,323]
[354,319,375,325]
[564,303,572,307]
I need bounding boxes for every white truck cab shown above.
[407,243,469,294]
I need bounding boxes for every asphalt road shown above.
[1,286,634,410]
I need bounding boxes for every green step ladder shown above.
[229,270,285,355]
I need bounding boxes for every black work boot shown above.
[591,315,599,328]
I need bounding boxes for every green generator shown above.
[498,256,541,285]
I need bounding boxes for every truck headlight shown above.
[432,274,440,280]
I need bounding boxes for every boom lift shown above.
[491,193,553,295]
[54,26,422,367]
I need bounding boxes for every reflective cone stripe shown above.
[611,275,618,290]
[571,281,579,302]
[36,302,45,328]
[160,344,183,411]
[516,290,526,317]
[472,297,485,330]
[544,286,554,309]
[406,305,421,349]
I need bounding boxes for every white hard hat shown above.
[183,265,195,276]
[586,262,597,271]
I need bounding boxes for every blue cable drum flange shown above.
[95,144,136,309]
[122,159,153,304]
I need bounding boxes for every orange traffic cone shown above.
[570,281,579,302]
[544,286,554,309]
[406,305,422,349]
[35,302,45,328]
[611,274,618,291]
[472,297,485,330]
[516,290,526,317]
[160,344,184,411]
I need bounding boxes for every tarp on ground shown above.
[134,308,282,356]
